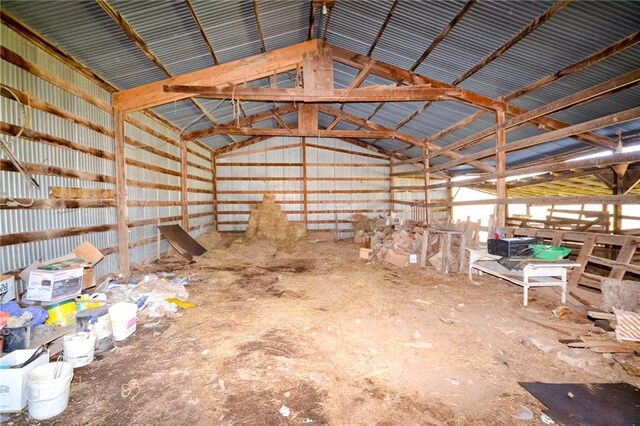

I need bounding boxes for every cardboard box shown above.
[0,349,50,412]
[353,232,365,245]
[0,275,16,303]
[384,249,409,268]
[26,267,84,302]
[23,242,104,298]
[359,248,373,260]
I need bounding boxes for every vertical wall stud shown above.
[211,153,219,232]
[181,138,189,232]
[302,137,309,229]
[423,147,430,224]
[496,109,507,228]
[114,108,129,275]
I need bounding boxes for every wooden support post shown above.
[298,104,318,135]
[114,109,129,275]
[389,158,395,214]
[447,178,453,223]
[181,138,189,231]
[211,153,218,232]
[423,147,430,224]
[302,137,309,229]
[613,173,623,234]
[495,109,507,228]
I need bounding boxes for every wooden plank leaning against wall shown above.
[0,16,216,277]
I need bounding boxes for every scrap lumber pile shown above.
[558,278,640,375]
[352,215,422,268]
[352,215,480,271]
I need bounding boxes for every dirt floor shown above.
[7,233,639,425]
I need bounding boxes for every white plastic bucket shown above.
[26,362,73,420]
[108,302,138,341]
[63,332,95,368]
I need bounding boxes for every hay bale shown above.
[246,193,306,242]
[351,214,372,233]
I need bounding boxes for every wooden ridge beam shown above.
[163,84,463,102]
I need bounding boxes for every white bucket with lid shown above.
[108,302,138,341]
[63,332,95,368]
[26,362,73,420]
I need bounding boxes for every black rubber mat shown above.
[520,382,640,426]
[158,224,207,260]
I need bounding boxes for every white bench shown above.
[466,248,580,306]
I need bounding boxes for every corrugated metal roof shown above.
[3,0,639,172]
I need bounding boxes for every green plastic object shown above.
[529,244,572,260]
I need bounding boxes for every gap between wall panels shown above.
[0,25,215,294]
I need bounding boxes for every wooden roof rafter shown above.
[391,0,573,131]
[95,0,222,136]
[331,44,616,150]
[422,30,640,152]
[364,0,476,124]
[424,69,640,162]
[184,0,240,144]
[367,0,399,57]
[317,105,494,173]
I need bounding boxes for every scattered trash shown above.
[540,413,555,424]
[146,300,178,318]
[451,379,460,386]
[142,321,161,329]
[413,330,421,340]
[279,405,291,417]
[402,341,433,349]
[284,391,290,398]
[0,301,46,328]
[120,378,142,400]
[201,349,210,355]
[515,406,534,421]
[440,317,454,324]
[218,378,225,392]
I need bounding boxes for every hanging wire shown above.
[127,97,229,152]
[0,83,39,207]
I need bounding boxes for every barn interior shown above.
[0,1,639,424]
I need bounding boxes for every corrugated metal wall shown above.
[216,137,391,237]
[0,26,214,294]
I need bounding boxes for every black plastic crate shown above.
[487,237,540,257]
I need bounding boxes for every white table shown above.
[466,248,580,306]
